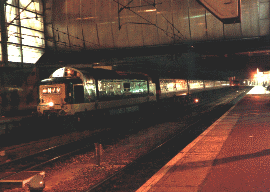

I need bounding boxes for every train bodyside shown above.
[156,79,230,102]
[37,67,156,116]
[157,79,188,100]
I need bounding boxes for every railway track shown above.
[0,87,251,191]
[0,130,101,176]
[87,87,251,192]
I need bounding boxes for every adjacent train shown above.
[37,67,230,117]
[0,67,40,116]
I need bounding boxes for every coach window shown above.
[107,82,114,95]
[132,81,147,93]
[114,82,122,95]
[85,83,96,102]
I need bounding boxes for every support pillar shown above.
[0,0,8,67]
[94,143,102,166]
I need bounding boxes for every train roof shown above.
[40,77,82,85]
[49,67,150,83]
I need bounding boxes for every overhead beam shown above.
[197,0,241,24]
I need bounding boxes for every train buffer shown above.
[0,171,45,191]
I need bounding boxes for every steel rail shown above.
[86,87,251,191]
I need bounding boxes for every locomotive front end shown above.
[37,82,66,116]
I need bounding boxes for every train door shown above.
[73,84,84,103]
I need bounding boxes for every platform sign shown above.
[197,0,241,23]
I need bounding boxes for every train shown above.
[0,67,41,116]
[37,66,230,117]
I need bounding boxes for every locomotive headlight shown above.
[194,98,199,103]
[42,88,48,94]
[48,102,54,107]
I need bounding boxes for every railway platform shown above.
[0,113,34,164]
[0,113,33,136]
[136,86,270,192]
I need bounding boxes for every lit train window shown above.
[65,69,81,77]
[42,87,61,94]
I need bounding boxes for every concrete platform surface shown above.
[136,86,270,192]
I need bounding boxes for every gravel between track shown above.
[42,120,187,192]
